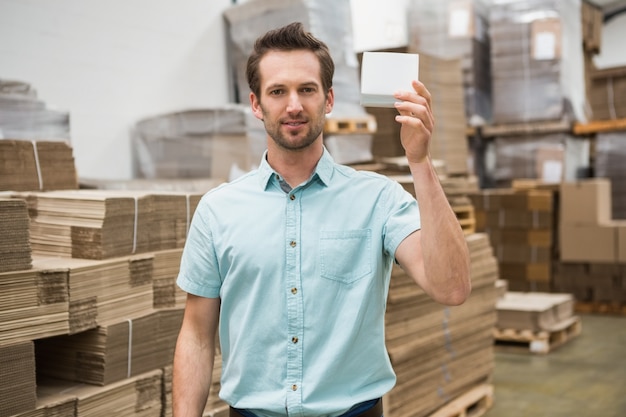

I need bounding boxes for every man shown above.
[173,21,471,417]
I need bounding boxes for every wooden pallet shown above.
[575,301,626,315]
[452,204,476,235]
[427,384,494,417]
[480,118,572,137]
[493,315,582,354]
[573,118,626,135]
[324,115,377,134]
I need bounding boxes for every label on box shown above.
[448,0,473,38]
[531,18,561,60]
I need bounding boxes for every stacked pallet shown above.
[383,233,498,417]
[323,113,378,165]
[494,291,581,354]
[469,187,556,292]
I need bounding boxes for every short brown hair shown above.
[246,22,335,98]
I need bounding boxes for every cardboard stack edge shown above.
[383,233,499,417]
[0,139,78,192]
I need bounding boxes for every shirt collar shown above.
[257,147,335,190]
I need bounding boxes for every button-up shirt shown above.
[177,149,421,417]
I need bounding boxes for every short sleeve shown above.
[176,197,222,298]
[382,180,421,257]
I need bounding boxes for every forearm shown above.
[172,329,215,417]
[409,157,471,305]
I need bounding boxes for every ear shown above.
[250,92,263,120]
[325,87,335,114]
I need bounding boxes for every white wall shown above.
[0,0,233,180]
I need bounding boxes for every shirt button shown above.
[292,384,298,391]
[291,287,297,294]
[292,336,298,344]
[290,194,296,201]
[290,241,296,247]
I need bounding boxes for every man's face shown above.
[250,49,334,151]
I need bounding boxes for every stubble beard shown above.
[261,105,326,152]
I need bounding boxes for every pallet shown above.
[493,315,582,354]
[452,204,476,235]
[480,118,572,137]
[575,301,626,315]
[573,118,626,135]
[427,384,494,417]
[324,115,377,134]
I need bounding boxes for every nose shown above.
[286,91,303,114]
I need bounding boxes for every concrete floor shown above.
[483,313,626,417]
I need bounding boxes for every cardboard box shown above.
[560,223,616,263]
[560,179,612,225]
[615,220,626,263]
[469,189,553,211]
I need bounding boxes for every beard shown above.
[260,103,326,151]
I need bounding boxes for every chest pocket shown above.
[319,229,372,284]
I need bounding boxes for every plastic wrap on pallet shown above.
[223,0,366,119]
[0,79,71,141]
[407,0,492,125]
[132,105,266,180]
[594,131,626,219]
[485,133,589,186]
[488,0,587,124]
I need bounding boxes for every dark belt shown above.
[229,398,383,417]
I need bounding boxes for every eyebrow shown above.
[264,81,320,92]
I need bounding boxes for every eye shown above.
[269,89,284,96]
[301,87,315,94]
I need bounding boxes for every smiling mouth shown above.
[284,120,306,126]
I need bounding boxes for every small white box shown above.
[360,52,419,108]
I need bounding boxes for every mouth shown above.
[283,120,306,127]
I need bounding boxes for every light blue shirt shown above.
[177,148,421,417]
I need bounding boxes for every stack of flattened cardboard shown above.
[0,267,69,346]
[469,187,555,291]
[496,291,575,332]
[383,233,498,417]
[35,308,182,386]
[35,369,163,417]
[32,254,155,332]
[0,341,36,417]
[152,248,186,309]
[27,190,203,259]
[418,54,470,176]
[0,140,78,191]
[0,198,32,273]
